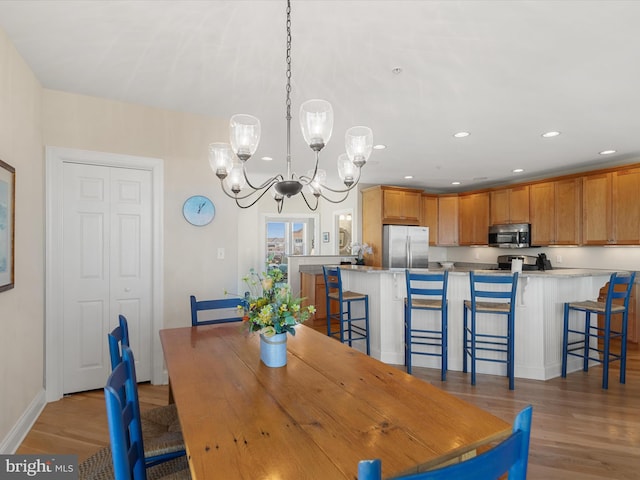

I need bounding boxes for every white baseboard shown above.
[0,389,46,454]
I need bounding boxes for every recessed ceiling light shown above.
[599,149,616,155]
[391,67,403,75]
[513,168,525,173]
[453,131,470,138]
[542,131,561,138]
[373,144,387,150]
[451,181,461,185]
[404,175,413,179]
[261,156,273,161]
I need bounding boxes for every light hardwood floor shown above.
[17,341,639,479]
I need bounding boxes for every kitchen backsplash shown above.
[434,245,639,274]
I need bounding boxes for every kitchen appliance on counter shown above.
[488,223,531,248]
[382,225,429,269]
[497,254,539,271]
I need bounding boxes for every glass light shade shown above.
[208,142,233,179]
[337,153,357,187]
[225,161,246,194]
[230,114,261,161]
[306,168,326,196]
[345,126,373,167]
[300,99,333,151]
[271,188,284,202]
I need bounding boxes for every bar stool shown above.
[562,271,636,389]
[463,272,519,390]
[323,266,370,355]
[404,269,449,380]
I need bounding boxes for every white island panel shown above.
[339,266,614,381]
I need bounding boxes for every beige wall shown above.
[0,30,44,445]
[42,89,244,329]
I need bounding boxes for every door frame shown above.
[45,146,164,402]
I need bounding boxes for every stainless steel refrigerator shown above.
[382,225,429,268]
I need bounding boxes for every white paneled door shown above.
[62,162,152,393]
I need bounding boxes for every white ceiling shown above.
[1,0,640,192]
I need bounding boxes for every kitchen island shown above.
[337,265,617,381]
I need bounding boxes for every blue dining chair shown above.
[190,295,247,326]
[562,271,636,389]
[108,315,186,468]
[404,269,449,380]
[357,405,533,480]
[463,272,519,390]
[323,266,370,355]
[108,314,130,370]
[104,346,191,480]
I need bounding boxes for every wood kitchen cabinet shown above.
[300,272,330,330]
[381,186,422,225]
[612,167,640,244]
[421,194,438,245]
[582,172,611,245]
[437,194,459,246]
[362,185,423,266]
[490,185,530,225]
[458,192,490,245]
[583,167,640,245]
[530,178,581,245]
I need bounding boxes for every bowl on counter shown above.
[439,261,455,270]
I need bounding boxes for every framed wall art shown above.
[0,158,15,292]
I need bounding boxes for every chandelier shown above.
[208,0,373,213]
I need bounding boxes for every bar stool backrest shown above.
[604,272,636,310]
[469,272,519,308]
[405,270,449,305]
[323,266,342,297]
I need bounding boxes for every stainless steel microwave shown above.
[488,223,531,248]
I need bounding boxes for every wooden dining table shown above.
[159,323,511,479]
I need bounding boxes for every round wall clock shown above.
[183,195,215,226]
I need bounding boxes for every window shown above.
[265,216,315,267]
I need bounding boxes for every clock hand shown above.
[197,202,205,213]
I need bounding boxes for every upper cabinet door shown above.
[421,194,438,246]
[490,186,529,225]
[490,189,510,225]
[509,185,530,224]
[612,167,640,244]
[437,195,459,246]
[459,192,490,245]
[554,178,582,245]
[382,188,422,225]
[530,182,554,245]
[582,172,612,245]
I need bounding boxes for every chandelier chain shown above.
[285,0,292,178]
[286,0,292,122]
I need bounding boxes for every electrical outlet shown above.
[217,248,225,260]
[555,254,562,263]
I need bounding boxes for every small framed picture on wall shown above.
[322,232,330,243]
[0,158,15,292]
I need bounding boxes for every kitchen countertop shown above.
[299,263,636,279]
[337,265,624,278]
